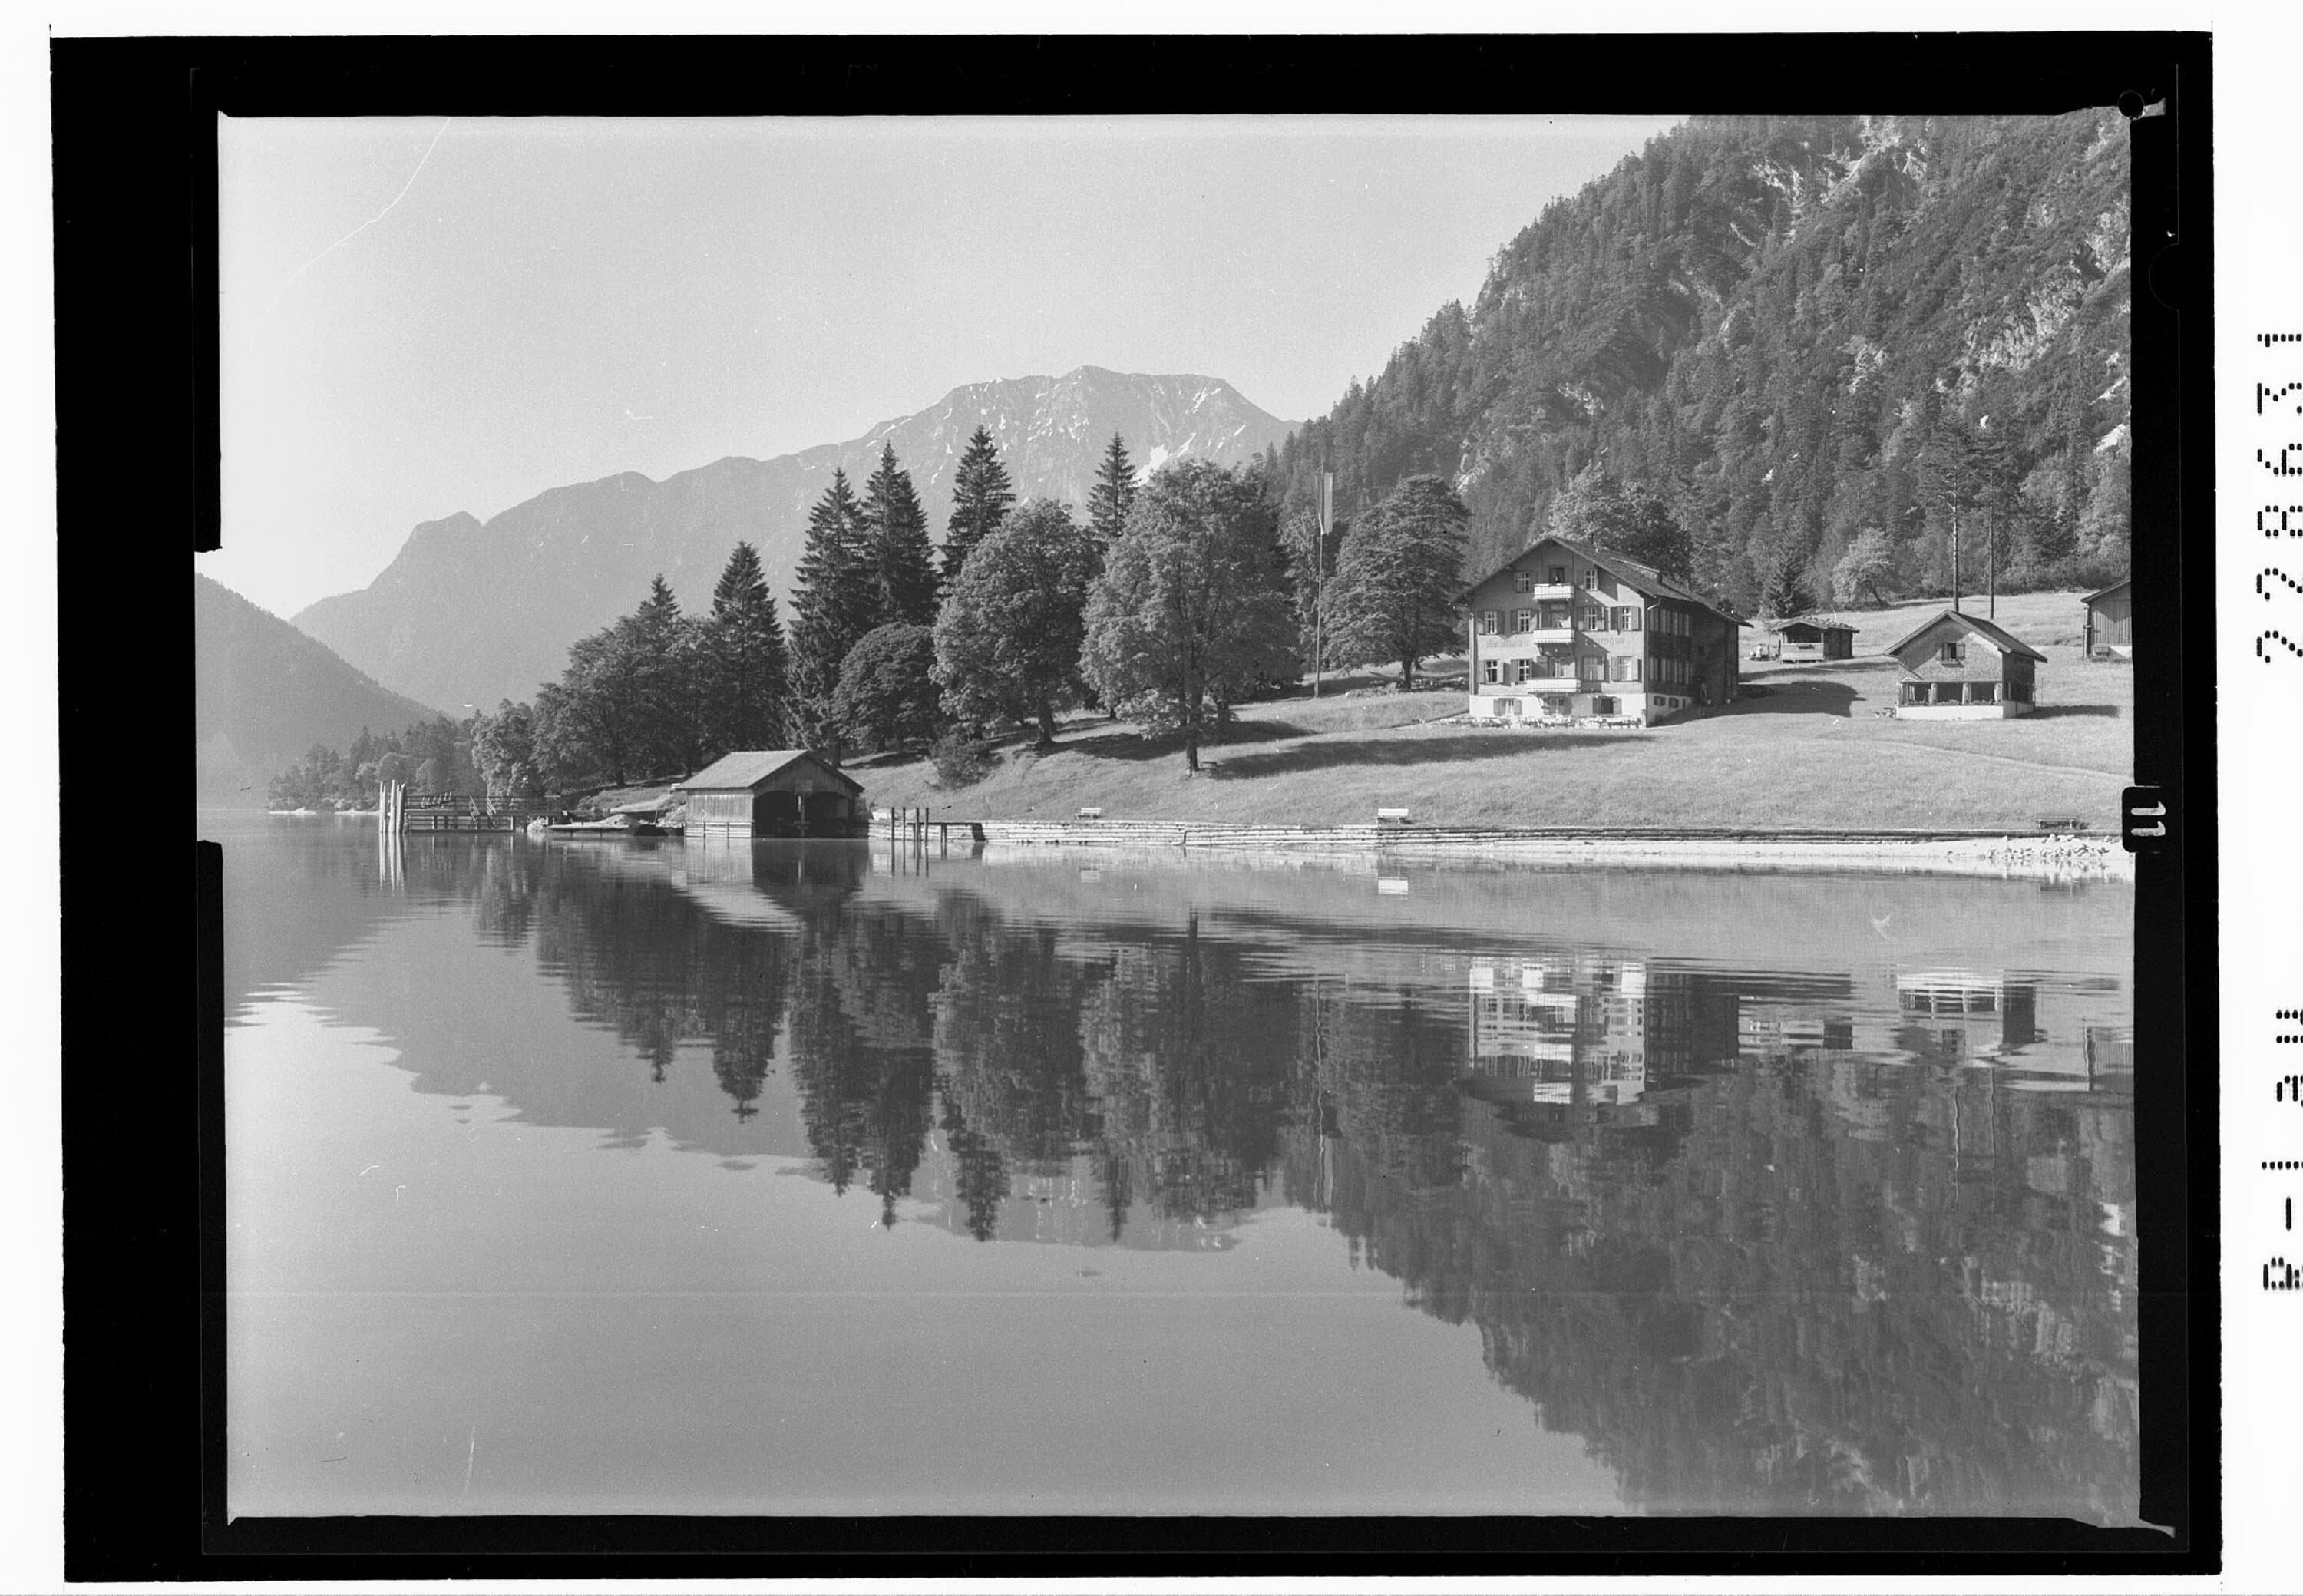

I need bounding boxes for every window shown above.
[1482,659,1500,684]
[1541,695,1572,717]
[1934,682,1967,704]
[1515,659,1539,684]
[1579,568,1597,589]
[1514,569,1533,593]
[1548,564,1567,585]
[1938,640,1966,666]
[1971,681,1998,703]
[1901,682,1927,705]
[1610,656,1642,682]
[1578,655,1604,682]
[1498,698,1522,718]
[1591,696,1617,715]
[1479,610,1498,635]
[1624,606,1643,632]
[1515,609,1535,634]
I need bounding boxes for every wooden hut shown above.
[2083,578,2133,659]
[1766,615,1856,663]
[1885,610,2047,719]
[675,750,865,838]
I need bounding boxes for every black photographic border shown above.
[62,28,2212,1581]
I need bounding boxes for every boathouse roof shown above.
[678,748,864,794]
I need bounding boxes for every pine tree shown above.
[1328,474,1470,687]
[942,425,1015,588]
[699,541,792,755]
[861,441,940,628]
[626,574,701,777]
[789,469,874,761]
[1086,432,1137,550]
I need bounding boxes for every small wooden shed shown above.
[676,749,865,838]
[2083,578,2133,659]
[1885,610,2047,719]
[1768,615,1857,663]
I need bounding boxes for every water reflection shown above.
[216,820,2139,1518]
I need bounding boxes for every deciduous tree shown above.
[831,623,945,752]
[933,498,1098,748]
[1079,460,1297,773]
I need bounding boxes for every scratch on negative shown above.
[462,1425,476,1496]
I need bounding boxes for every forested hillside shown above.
[1268,111,2132,614]
[194,574,444,806]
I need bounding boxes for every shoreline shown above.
[973,821,2133,881]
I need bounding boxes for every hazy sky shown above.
[204,114,1681,620]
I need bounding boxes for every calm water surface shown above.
[215,814,2139,1519]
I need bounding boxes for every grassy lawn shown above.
[850,590,2133,831]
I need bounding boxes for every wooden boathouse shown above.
[676,749,865,838]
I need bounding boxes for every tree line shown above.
[284,425,1489,805]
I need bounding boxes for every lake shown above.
[213,814,2139,1520]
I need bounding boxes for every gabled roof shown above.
[1468,534,1740,626]
[1883,609,2047,663]
[1764,613,1856,634]
[2083,577,2133,605]
[677,748,863,793]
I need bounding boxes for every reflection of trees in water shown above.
[1299,1039,2139,1519]
[1075,918,1299,1228]
[503,848,2136,1518]
[788,894,942,1225]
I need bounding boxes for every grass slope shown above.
[853,590,2132,831]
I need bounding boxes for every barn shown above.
[2083,578,2133,659]
[1885,610,2047,719]
[1766,616,1856,663]
[676,750,865,838]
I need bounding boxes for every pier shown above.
[379,782,534,834]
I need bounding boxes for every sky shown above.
[204,114,1683,620]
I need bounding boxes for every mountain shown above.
[195,573,445,807]
[293,368,1293,712]
[1267,111,2133,614]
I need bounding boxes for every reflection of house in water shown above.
[1466,955,1651,1110]
[1893,970,2129,1081]
[1737,1007,1856,1060]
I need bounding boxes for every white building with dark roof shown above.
[1460,534,1740,725]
